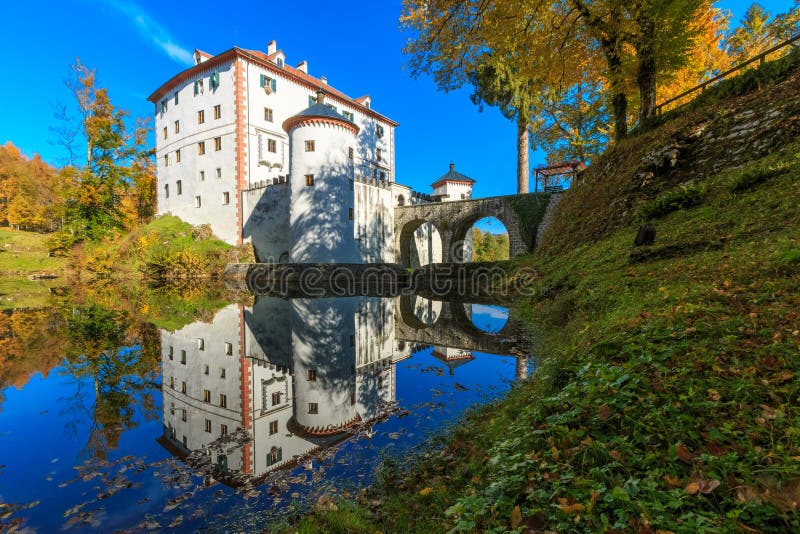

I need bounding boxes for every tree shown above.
[658,3,732,109]
[727,3,774,64]
[55,59,155,243]
[401,0,583,191]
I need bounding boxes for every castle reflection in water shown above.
[158,295,520,483]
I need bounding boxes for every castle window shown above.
[214,137,222,151]
[163,154,169,167]
[376,124,384,138]
[307,369,316,381]
[176,180,182,195]
[198,110,205,124]
[308,95,315,107]
[209,71,220,89]
[199,170,205,181]
[267,447,282,466]
[272,392,282,405]
[181,381,186,393]
[305,140,315,152]
[269,420,278,435]
[220,368,226,378]
[203,389,211,403]
[160,99,167,113]
[348,147,354,159]
[173,91,179,105]
[305,174,314,186]
[174,120,180,134]
[267,139,276,153]
[182,435,187,447]
[176,149,181,163]
[308,403,318,414]
[264,107,273,122]
[194,79,203,95]
[168,346,174,359]
[216,167,222,178]
[219,394,227,408]
[181,409,187,422]
[380,171,386,180]
[260,74,276,93]
[343,111,354,122]
[214,105,221,119]
[198,141,205,155]
[220,424,228,436]
[169,376,174,389]
[164,184,169,198]
[194,196,202,208]
[377,148,382,162]
[225,342,233,355]
[223,192,230,205]
[163,126,168,140]
[349,208,354,220]
[204,419,211,433]
[204,364,209,375]
[180,350,186,364]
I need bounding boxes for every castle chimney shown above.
[320,76,328,85]
[449,162,455,172]
[267,40,277,55]
[316,89,326,105]
[297,60,308,73]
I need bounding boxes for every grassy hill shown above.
[0,227,67,310]
[289,52,800,533]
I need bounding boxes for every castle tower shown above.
[283,91,360,263]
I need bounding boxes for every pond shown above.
[0,293,529,531]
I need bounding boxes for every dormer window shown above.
[277,58,284,68]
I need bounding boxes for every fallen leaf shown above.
[418,487,432,496]
[598,404,613,421]
[510,505,522,529]
[685,482,701,495]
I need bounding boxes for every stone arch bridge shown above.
[394,192,556,267]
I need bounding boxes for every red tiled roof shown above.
[148,47,398,127]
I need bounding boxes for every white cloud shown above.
[99,0,193,66]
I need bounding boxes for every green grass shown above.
[0,227,67,310]
[0,227,66,274]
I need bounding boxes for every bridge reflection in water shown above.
[158,295,527,488]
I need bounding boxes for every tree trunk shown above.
[517,116,529,193]
[606,47,628,140]
[636,12,657,125]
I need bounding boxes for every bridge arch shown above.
[398,219,443,268]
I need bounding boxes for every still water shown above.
[0,293,528,531]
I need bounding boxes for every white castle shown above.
[148,41,474,264]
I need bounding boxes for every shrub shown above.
[727,164,785,192]
[636,185,704,221]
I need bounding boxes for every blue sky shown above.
[0,0,794,199]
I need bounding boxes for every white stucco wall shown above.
[155,60,239,244]
[288,121,359,263]
[242,183,291,262]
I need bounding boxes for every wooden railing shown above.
[655,32,800,115]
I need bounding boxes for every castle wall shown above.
[241,182,291,262]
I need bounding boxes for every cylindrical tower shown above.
[283,90,360,263]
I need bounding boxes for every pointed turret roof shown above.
[431,162,476,189]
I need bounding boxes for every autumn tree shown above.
[55,60,156,246]
[0,143,63,231]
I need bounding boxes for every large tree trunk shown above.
[636,11,657,125]
[606,47,628,140]
[517,116,529,193]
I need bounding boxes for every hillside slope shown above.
[289,54,800,533]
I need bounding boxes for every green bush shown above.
[636,185,704,221]
[727,165,785,192]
